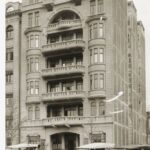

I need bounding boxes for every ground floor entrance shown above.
[51,132,79,150]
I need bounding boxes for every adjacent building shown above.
[6,0,146,149]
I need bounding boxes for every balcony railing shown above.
[22,116,113,127]
[42,65,85,77]
[42,91,85,101]
[42,39,85,53]
[47,19,81,31]
[43,116,113,127]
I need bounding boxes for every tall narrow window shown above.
[30,81,34,94]
[99,74,104,89]
[97,0,104,14]
[30,58,34,72]
[6,48,13,61]
[90,0,96,15]
[90,50,93,64]
[89,25,93,39]
[94,49,98,63]
[27,59,30,72]
[91,102,96,116]
[99,101,105,115]
[35,57,39,72]
[6,72,13,83]
[28,106,33,120]
[35,12,39,26]
[27,82,30,95]
[35,35,39,48]
[98,23,103,38]
[35,106,40,119]
[76,81,83,91]
[94,74,98,89]
[90,75,93,90]
[30,35,34,48]
[6,26,13,39]
[35,81,39,94]
[93,23,97,39]
[99,48,104,63]
[28,13,33,27]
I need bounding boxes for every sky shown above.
[4,0,150,106]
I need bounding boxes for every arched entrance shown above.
[51,132,79,150]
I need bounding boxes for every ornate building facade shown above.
[6,0,146,149]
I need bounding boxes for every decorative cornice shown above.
[6,9,21,17]
[24,26,42,35]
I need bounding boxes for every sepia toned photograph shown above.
[4,0,150,150]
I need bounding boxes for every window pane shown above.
[99,101,105,115]
[28,13,33,27]
[98,23,103,38]
[90,75,93,90]
[35,12,39,26]
[91,102,96,116]
[90,0,96,15]
[94,49,98,63]
[28,107,33,120]
[35,35,39,48]
[99,48,104,63]
[35,57,39,72]
[99,74,104,89]
[93,23,97,39]
[35,106,40,119]
[30,35,34,48]
[30,58,34,72]
[98,0,104,13]
[35,81,39,94]
[94,74,98,89]
[30,81,34,94]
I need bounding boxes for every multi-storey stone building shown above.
[6,0,146,149]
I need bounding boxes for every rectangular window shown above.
[27,82,30,95]
[93,23,97,39]
[78,106,83,116]
[35,81,39,94]
[35,35,39,48]
[6,72,13,83]
[99,74,104,89]
[91,102,96,116]
[90,50,93,64]
[76,81,83,90]
[6,49,13,61]
[98,23,103,38]
[94,49,98,63]
[27,59,30,72]
[28,13,33,27]
[90,75,93,90]
[30,58,34,72]
[30,35,34,48]
[99,101,105,115]
[6,137,12,146]
[35,106,40,119]
[89,25,93,39]
[97,0,104,13]
[99,48,104,63]
[94,74,98,89]
[6,119,12,129]
[30,81,34,94]
[90,0,96,15]
[35,57,39,72]
[35,12,39,26]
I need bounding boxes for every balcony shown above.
[42,65,85,77]
[47,19,81,32]
[22,116,113,127]
[42,39,85,54]
[42,91,85,101]
[43,116,113,127]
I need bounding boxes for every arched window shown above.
[7,6,14,13]
[6,25,14,39]
[28,106,33,120]
[35,106,40,119]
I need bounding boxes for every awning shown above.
[76,143,115,149]
[7,143,38,149]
